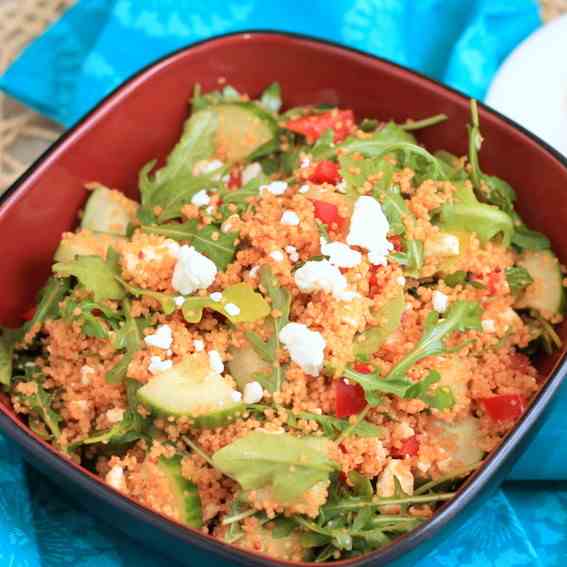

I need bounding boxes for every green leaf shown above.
[53,249,125,302]
[141,109,218,206]
[296,412,382,439]
[505,266,534,296]
[482,175,516,214]
[142,220,237,270]
[106,299,145,384]
[438,202,514,247]
[28,277,70,330]
[385,301,482,383]
[246,266,292,393]
[116,277,176,315]
[243,331,275,363]
[511,225,551,251]
[354,289,404,357]
[311,128,336,160]
[191,83,241,112]
[182,282,270,324]
[405,370,455,410]
[467,99,483,191]
[0,328,20,386]
[259,82,282,114]
[339,153,395,199]
[404,239,424,278]
[377,186,408,236]
[343,367,413,406]
[443,271,467,287]
[211,431,337,502]
[23,381,62,441]
[399,114,448,132]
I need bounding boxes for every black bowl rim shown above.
[1,29,566,567]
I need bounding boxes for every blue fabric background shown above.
[0,0,566,565]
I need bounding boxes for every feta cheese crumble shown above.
[193,159,223,177]
[298,184,310,194]
[432,290,449,314]
[144,324,173,350]
[191,189,210,207]
[294,260,357,301]
[193,339,205,352]
[347,196,393,265]
[209,291,223,302]
[321,240,362,268]
[106,465,126,491]
[269,250,285,262]
[148,356,173,375]
[482,319,496,333]
[241,162,262,185]
[285,245,300,263]
[106,408,125,424]
[174,295,186,307]
[248,265,260,278]
[243,381,264,404]
[231,391,243,403]
[281,210,300,226]
[225,303,241,317]
[260,180,288,195]
[279,322,326,377]
[208,350,224,374]
[172,245,217,295]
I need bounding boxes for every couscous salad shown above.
[1,83,563,562]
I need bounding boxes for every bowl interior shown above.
[0,31,566,567]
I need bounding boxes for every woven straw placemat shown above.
[0,0,565,193]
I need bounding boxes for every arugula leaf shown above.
[23,381,62,441]
[511,225,551,251]
[259,82,282,114]
[438,202,513,247]
[244,266,291,392]
[404,370,455,410]
[385,301,482,382]
[142,220,237,270]
[74,379,146,446]
[116,277,176,315]
[505,266,534,296]
[106,299,145,384]
[443,271,468,287]
[191,83,241,112]
[399,114,448,131]
[311,128,335,159]
[343,367,413,406]
[0,328,20,386]
[354,289,405,357]
[61,298,122,340]
[27,277,70,330]
[376,186,408,236]
[404,239,424,277]
[467,99,483,191]
[296,411,382,439]
[53,249,125,302]
[339,153,395,199]
[211,431,337,502]
[140,109,218,206]
[182,283,270,324]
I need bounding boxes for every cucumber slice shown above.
[514,250,564,315]
[434,416,483,474]
[54,231,124,262]
[212,103,277,163]
[228,344,271,390]
[237,526,305,561]
[157,455,202,528]
[81,187,138,236]
[138,354,245,428]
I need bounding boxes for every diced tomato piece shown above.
[309,160,341,185]
[391,436,419,458]
[335,379,367,418]
[486,270,501,295]
[285,109,355,144]
[21,305,36,322]
[481,394,526,422]
[227,168,241,189]
[353,362,373,374]
[368,265,384,298]
[312,200,343,227]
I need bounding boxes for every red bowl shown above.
[1,31,566,567]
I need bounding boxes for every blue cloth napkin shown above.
[1,1,567,565]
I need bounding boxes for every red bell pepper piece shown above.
[481,394,526,422]
[391,436,419,458]
[285,109,355,143]
[309,160,341,185]
[353,362,373,374]
[335,379,367,418]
